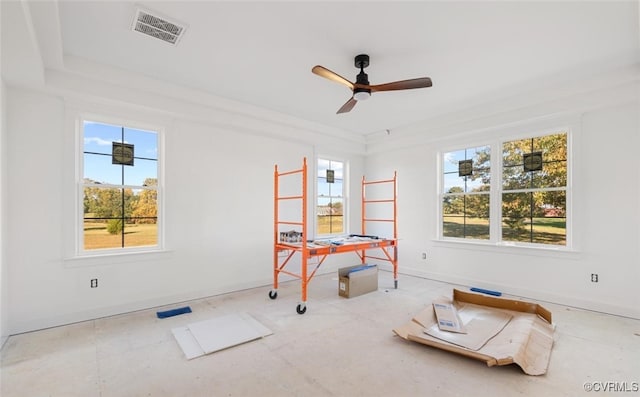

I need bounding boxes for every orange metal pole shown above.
[301,158,308,304]
[393,171,397,240]
[393,171,398,287]
[361,175,366,264]
[273,164,279,290]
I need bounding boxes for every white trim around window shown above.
[67,109,166,258]
[437,121,576,252]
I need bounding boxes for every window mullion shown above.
[491,143,501,243]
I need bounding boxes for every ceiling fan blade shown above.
[312,65,355,90]
[337,97,357,114]
[370,77,432,92]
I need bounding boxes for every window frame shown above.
[441,144,492,241]
[500,132,569,247]
[438,127,572,250]
[315,156,348,238]
[77,114,164,256]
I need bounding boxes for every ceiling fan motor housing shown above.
[354,54,370,69]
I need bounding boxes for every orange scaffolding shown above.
[270,157,398,314]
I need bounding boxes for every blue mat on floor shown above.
[157,306,192,319]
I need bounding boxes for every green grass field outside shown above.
[84,220,157,250]
[443,215,565,245]
[317,216,343,235]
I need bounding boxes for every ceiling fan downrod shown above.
[354,54,371,100]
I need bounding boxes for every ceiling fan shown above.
[312,54,432,114]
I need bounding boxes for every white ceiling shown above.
[9,1,640,136]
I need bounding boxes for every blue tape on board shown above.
[470,287,502,297]
[347,264,376,275]
[156,306,192,319]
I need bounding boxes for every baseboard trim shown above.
[7,266,341,335]
[377,263,640,320]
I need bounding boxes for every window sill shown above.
[432,239,581,259]
[64,249,173,267]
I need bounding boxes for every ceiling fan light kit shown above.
[312,54,432,113]
[353,91,371,101]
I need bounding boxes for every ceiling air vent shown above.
[132,8,186,45]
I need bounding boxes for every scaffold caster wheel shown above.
[268,290,278,300]
[296,304,307,315]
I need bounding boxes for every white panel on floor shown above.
[172,313,272,360]
[171,326,205,360]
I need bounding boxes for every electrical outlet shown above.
[590,273,598,283]
[421,252,427,260]
[90,278,98,288]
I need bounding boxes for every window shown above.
[317,158,345,236]
[501,133,567,245]
[81,119,160,252]
[442,145,491,240]
[440,130,568,247]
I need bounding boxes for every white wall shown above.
[4,84,365,334]
[0,79,8,346]
[365,85,640,319]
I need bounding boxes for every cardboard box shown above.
[393,289,555,375]
[338,264,378,298]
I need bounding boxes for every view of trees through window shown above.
[442,145,491,240]
[317,158,344,235]
[501,133,567,245]
[442,131,567,246]
[82,120,159,250]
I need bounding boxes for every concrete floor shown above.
[1,272,639,396]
